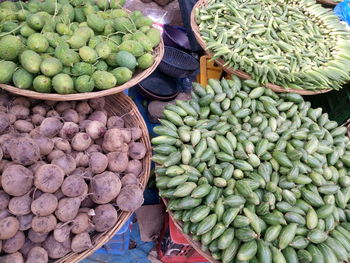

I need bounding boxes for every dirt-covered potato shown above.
[1,165,33,196]
[55,197,82,222]
[31,193,58,216]
[107,150,128,173]
[129,142,147,160]
[89,152,108,174]
[88,111,107,126]
[125,159,143,176]
[0,216,20,240]
[39,117,63,138]
[2,231,25,254]
[32,135,54,156]
[90,172,121,204]
[9,137,40,166]
[53,138,72,153]
[14,120,34,133]
[43,235,71,259]
[116,185,144,212]
[71,213,91,234]
[0,112,10,134]
[107,116,124,129]
[102,128,124,152]
[61,175,88,198]
[9,105,29,120]
[0,252,24,263]
[8,193,32,216]
[0,190,10,210]
[51,154,76,175]
[92,204,118,232]
[34,164,65,193]
[53,223,71,243]
[71,232,92,253]
[76,102,91,115]
[31,214,57,233]
[121,174,139,187]
[26,247,48,263]
[58,122,79,140]
[71,133,92,151]
[17,214,34,231]
[28,229,48,243]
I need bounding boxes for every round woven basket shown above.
[317,0,337,7]
[161,198,219,263]
[0,37,164,101]
[190,0,331,95]
[55,92,152,263]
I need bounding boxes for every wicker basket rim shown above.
[190,0,332,95]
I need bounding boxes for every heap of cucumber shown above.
[0,0,161,94]
[153,76,350,263]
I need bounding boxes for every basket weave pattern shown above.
[55,92,151,263]
[190,0,331,95]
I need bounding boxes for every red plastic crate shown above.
[169,216,188,245]
[157,213,207,263]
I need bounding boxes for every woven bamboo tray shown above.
[0,39,164,101]
[190,0,331,95]
[55,92,152,263]
[317,0,337,7]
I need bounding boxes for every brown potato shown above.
[31,193,58,216]
[53,223,71,243]
[34,164,65,193]
[0,190,10,210]
[32,135,54,156]
[107,151,128,173]
[39,117,63,138]
[8,192,32,216]
[9,137,40,166]
[90,172,121,204]
[0,217,20,240]
[71,133,92,151]
[51,154,76,175]
[125,159,142,176]
[2,231,25,253]
[92,204,118,232]
[2,165,33,196]
[43,235,71,259]
[0,252,24,263]
[71,213,91,234]
[102,128,124,152]
[28,229,48,243]
[31,215,57,233]
[116,185,144,212]
[129,142,147,160]
[71,232,92,253]
[26,247,48,263]
[55,197,82,222]
[61,175,88,198]
[89,152,108,174]
[17,214,34,231]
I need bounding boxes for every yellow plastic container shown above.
[196,55,231,86]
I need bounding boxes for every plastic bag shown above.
[334,0,350,26]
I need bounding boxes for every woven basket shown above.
[317,0,337,7]
[190,0,331,95]
[161,198,219,263]
[55,92,152,263]
[0,36,164,101]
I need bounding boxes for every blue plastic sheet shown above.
[82,223,154,263]
[334,0,350,25]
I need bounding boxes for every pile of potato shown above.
[0,93,148,262]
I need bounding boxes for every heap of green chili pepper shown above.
[195,0,350,91]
